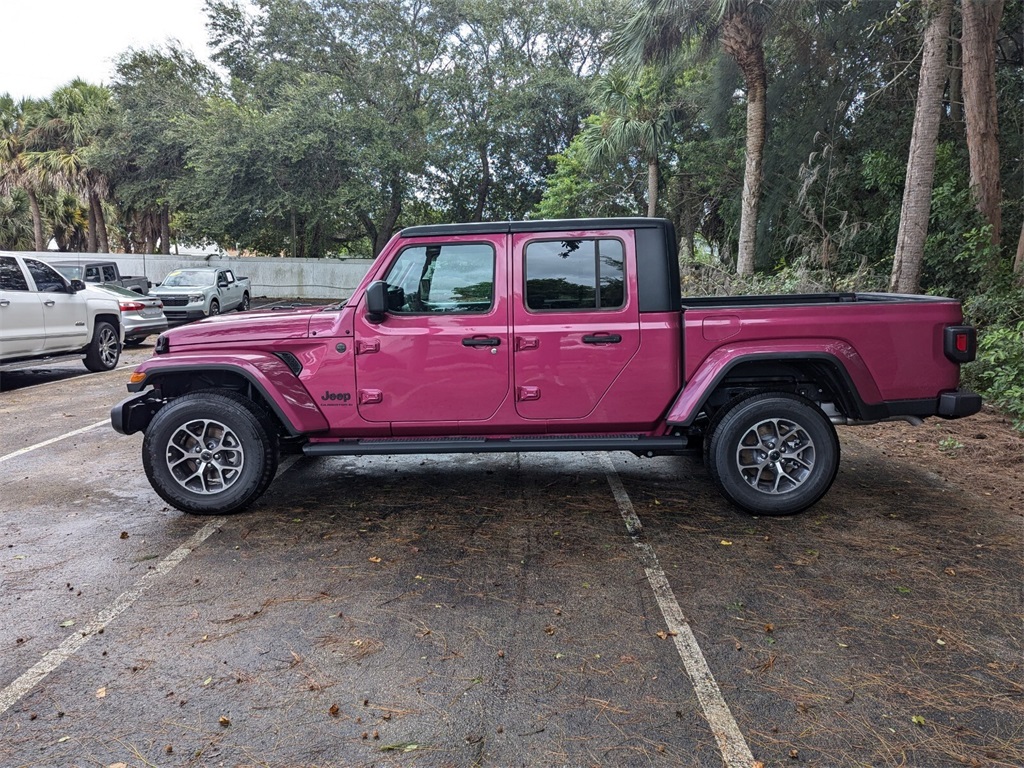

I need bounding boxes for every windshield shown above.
[54,265,84,280]
[161,270,215,288]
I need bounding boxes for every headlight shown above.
[188,294,203,303]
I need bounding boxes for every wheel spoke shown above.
[735,417,817,495]
[165,418,245,496]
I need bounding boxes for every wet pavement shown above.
[0,345,1020,768]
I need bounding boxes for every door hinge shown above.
[516,386,541,402]
[358,389,383,405]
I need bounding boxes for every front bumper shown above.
[111,391,161,435]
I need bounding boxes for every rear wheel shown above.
[238,292,250,312]
[142,391,279,515]
[84,321,120,372]
[706,392,839,516]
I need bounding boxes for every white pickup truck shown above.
[0,252,123,372]
[150,267,251,322]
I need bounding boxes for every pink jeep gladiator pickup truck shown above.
[112,218,980,516]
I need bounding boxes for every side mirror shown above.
[70,279,86,293]
[365,280,388,324]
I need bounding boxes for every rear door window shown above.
[524,238,625,312]
[0,257,29,291]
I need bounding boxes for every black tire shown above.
[706,392,839,516]
[84,321,120,372]
[209,299,220,316]
[124,337,146,347]
[142,391,280,515]
[238,292,250,312]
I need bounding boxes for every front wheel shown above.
[84,321,120,372]
[209,299,220,316]
[142,391,279,515]
[706,393,839,516]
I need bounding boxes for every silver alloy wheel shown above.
[98,325,119,368]
[165,418,245,495]
[735,417,816,495]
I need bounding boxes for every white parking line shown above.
[0,518,226,715]
[600,454,756,768]
[0,454,304,715]
[0,420,109,464]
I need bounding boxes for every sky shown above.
[1,0,217,102]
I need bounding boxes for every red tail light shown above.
[943,326,976,363]
[119,301,146,312]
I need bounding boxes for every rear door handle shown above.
[43,300,56,307]
[582,334,621,344]
[463,336,501,347]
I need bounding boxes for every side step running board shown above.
[303,435,694,457]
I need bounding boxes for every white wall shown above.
[44,253,375,300]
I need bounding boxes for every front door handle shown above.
[43,299,56,307]
[463,336,501,347]
[582,334,622,344]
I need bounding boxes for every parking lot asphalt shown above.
[0,344,1020,768]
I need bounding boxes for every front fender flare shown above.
[126,352,329,435]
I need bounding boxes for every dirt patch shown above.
[848,405,1024,513]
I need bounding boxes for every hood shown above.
[151,285,207,295]
[162,307,321,346]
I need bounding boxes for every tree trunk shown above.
[948,31,963,131]
[647,159,658,217]
[86,200,98,252]
[961,0,1004,250]
[90,189,109,253]
[473,145,490,222]
[374,174,405,256]
[26,188,45,252]
[1014,217,1024,281]
[721,11,767,276]
[891,0,953,294]
[160,203,171,255]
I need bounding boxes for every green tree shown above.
[580,69,678,217]
[0,95,48,250]
[23,81,115,252]
[890,0,954,294]
[96,46,222,254]
[616,0,772,274]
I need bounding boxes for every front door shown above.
[24,258,89,353]
[353,236,510,424]
[511,232,641,422]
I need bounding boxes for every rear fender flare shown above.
[667,342,882,426]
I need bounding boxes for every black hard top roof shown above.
[399,217,672,238]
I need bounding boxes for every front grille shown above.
[159,297,189,307]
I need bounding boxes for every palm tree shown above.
[23,80,115,252]
[0,95,48,250]
[580,70,678,217]
[616,0,771,274]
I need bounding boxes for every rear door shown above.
[353,236,510,424]
[0,256,46,358]
[511,231,640,421]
